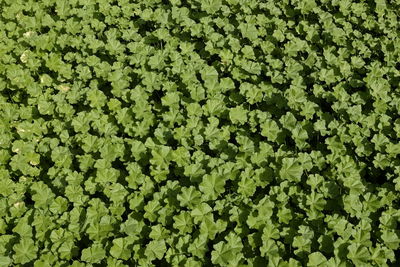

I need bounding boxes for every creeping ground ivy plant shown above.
[1,0,400,266]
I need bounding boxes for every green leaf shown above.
[229,106,248,125]
[110,238,132,260]
[13,238,38,264]
[238,176,256,198]
[239,23,258,41]
[13,216,33,238]
[307,252,327,266]
[347,243,370,265]
[81,243,106,263]
[200,66,219,85]
[211,233,243,266]
[306,191,327,211]
[177,186,202,208]
[280,158,304,182]
[58,240,76,260]
[262,223,280,240]
[0,256,11,267]
[261,119,281,142]
[199,173,226,201]
[201,0,222,14]
[381,230,400,250]
[191,203,213,224]
[150,145,172,170]
[145,240,167,260]
[200,215,227,240]
[188,234,209,258]
[173,211,193,233]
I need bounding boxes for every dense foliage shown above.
[1,0,400,266]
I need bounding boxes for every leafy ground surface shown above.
[1,0,400,266]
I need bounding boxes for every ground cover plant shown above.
[1,0,400,266]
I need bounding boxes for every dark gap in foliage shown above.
[251,188,270,205]
[251,256,269,267]
[189,10,209,21]
[87,127,100,138]
[362,166,388,186]
[93,51,115,68]
[164,131,178,150]
[160,0,170,5]
[122,259,137,267]
[60,262,70,267]
[71,154,83,173]
[96,78,115,99]
[393,249,400,266]
[346,214,360,226]
[227,132,240,149]
[46,6,57,17]
[23,192,34,206]
[289,197,308,218]
[198,49,213,65]
[223,179,236,197]
[150,88,165,104]
[152,258,169,267]
[215,140,237,161]
[136,20,156,36]
[200,141,217,158]
[37,65,59,82]
[75,234,92,257]
[283,132,297,149]
[174,31,195,44]
[281,240,300,262]
[317,98,335,115]
[137,159,151,177]
[113,158,129,187]
[121,141,134,162]
[93,10,106,22]
[206,54,220,66]
[90,191,111,206]
[120,200,131,224]
[143,35,161,47]
[204,240,214,266]
[175,81,194,101]
[369,209,384,247]
[40,26,51,34]
[319,234,335,256]
[227,91,246,106]
[241,235,258,259]
[283,5,300,18]
[39,166,66,196]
